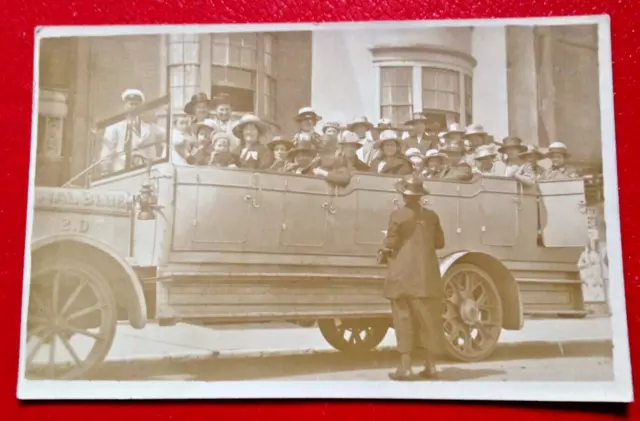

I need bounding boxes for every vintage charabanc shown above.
[23,97,592,380]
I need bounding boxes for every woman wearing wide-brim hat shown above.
[267,136,295,172]
[439,143,472,181]
[380,173,446,381]
[541,141,580,180]
[233,114,274,170]
[284,141,319,175]
[184,92,214,123]
[472,144,499,176]
[293,107,323,149]
[369,130,413,175]
[310,131,369,187]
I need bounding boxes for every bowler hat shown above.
[184,93,214,115]
[395,174,428,196]
[498,136,527,153]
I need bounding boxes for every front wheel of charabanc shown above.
[441,263,504,362]
[318,318,390,353]
[25,253,118,380]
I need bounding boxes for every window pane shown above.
[212,33,229,45]
[241,47,256,69]
[422,89,437,109]
[167,42,184,65]
[264,53,273,77]
[169,66,185,87]
[264,34,273,54]
[183,41,200,65]
[212,86,255,113]
[184,64,199,87]
[212,44,228,65]
[380,105,412,126]
[212,65,255,89]
[228,46,242,67]
[380,67,412,110]
[212,65,226,82]
[241,33,257,47]
[422,68,461,114]
[170,86,185,112]
[381,67,412,86]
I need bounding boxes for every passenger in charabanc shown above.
[422,149,447,179]
[321,121,341,143]
[405,147,425,174]
[370,118,395,142]
[285,141,319,175]
[403,112,439,154]
[348,116,377,165]
[234,114,274,170]
[514,144,545,186]
[190,119,217,166]
[318,133,339,159]
[266,136,294,172]
[498,136,527,177]
[439,143,473,181]
[380,174,446,381]
[184,92,214,129]
[312,130,369,187]
[369,130,413,175]
[441,122,466,150]
[208,132,240,168]
[210,93,241,155]
[170,114,196,165]
[100,89,166,173]
[541,141,580,180]
[293,107,323,148]
[472,144,500,176]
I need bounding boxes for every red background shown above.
[1,0,638,419]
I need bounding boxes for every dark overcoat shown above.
[383,203,445,299]
[238,143,274,170]
[369,155,413,176]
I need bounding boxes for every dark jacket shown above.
[369,155,413,176]
[318,155,369,187]
[383,203,445,299]
[441,164,473,181]
[238,143,274,170]
[208,152,240,168]
[267,160,288,173]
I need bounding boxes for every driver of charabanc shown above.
[472,144,500,176]
[422,149,446,179]
[285,141,319,175]
[293,107,323,148]
[513,144,545,186]
[101,88,166,174]
[369,130,413,176]
[189,119,216,166]
[498,136,527,177]
[234,114,274,170]
[208,132,240,168]
[312,130,369,187]
[541,141,580,180]
[266,136,294,172]
[405,147,425,175]
[380,174,446,381]
[184,92,214,129]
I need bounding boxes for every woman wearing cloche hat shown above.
[380,173,446,381]
[541,141,580,180]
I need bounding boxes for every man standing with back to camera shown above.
[380,174,446,381]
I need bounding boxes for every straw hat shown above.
[465,123,487,138]
[545,141,571,158]
[474,144,498,160]
[121,88,145,103]
[520,144,545,160]
[405,147,424,160]
[424,149,447,162]
[404,112,429,126]
[338,130,364,149]
[295,107,323,122]
[322,121,341,133]
[443,122,466,138]
[346,116,374,131]
[498,136,527,153]
[267,136,294,151]
[232,114,267,139]
[373,130,402,149]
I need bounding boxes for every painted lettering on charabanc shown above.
[34,188,130,213]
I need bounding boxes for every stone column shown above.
[506,26,540,145]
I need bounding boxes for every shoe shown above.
[388,370,417,381]
[417,367,439,379]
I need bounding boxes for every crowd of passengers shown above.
[104,89,581,188]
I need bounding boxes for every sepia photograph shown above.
[17,16,632,402]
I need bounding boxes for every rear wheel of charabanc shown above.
[25,253,118,380]
[318,318,390,353]
[441,263,504,362]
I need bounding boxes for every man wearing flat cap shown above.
[380,174,446,381]
[100,89,166,174]
[211,93,241,154]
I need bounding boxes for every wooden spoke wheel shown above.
[25,255,118,380]
[318,318,389,353]
[441,263,503,362]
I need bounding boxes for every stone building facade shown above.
[35,24,602,186]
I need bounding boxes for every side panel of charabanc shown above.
[158,166,588,328]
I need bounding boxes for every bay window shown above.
[372,45,476,130]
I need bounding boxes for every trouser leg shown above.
[390,298,414,355]
[408,297,444,376]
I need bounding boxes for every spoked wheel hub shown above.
[442,263,503,362]
[25,254,117,380]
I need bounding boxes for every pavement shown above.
[101,316,613,364]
